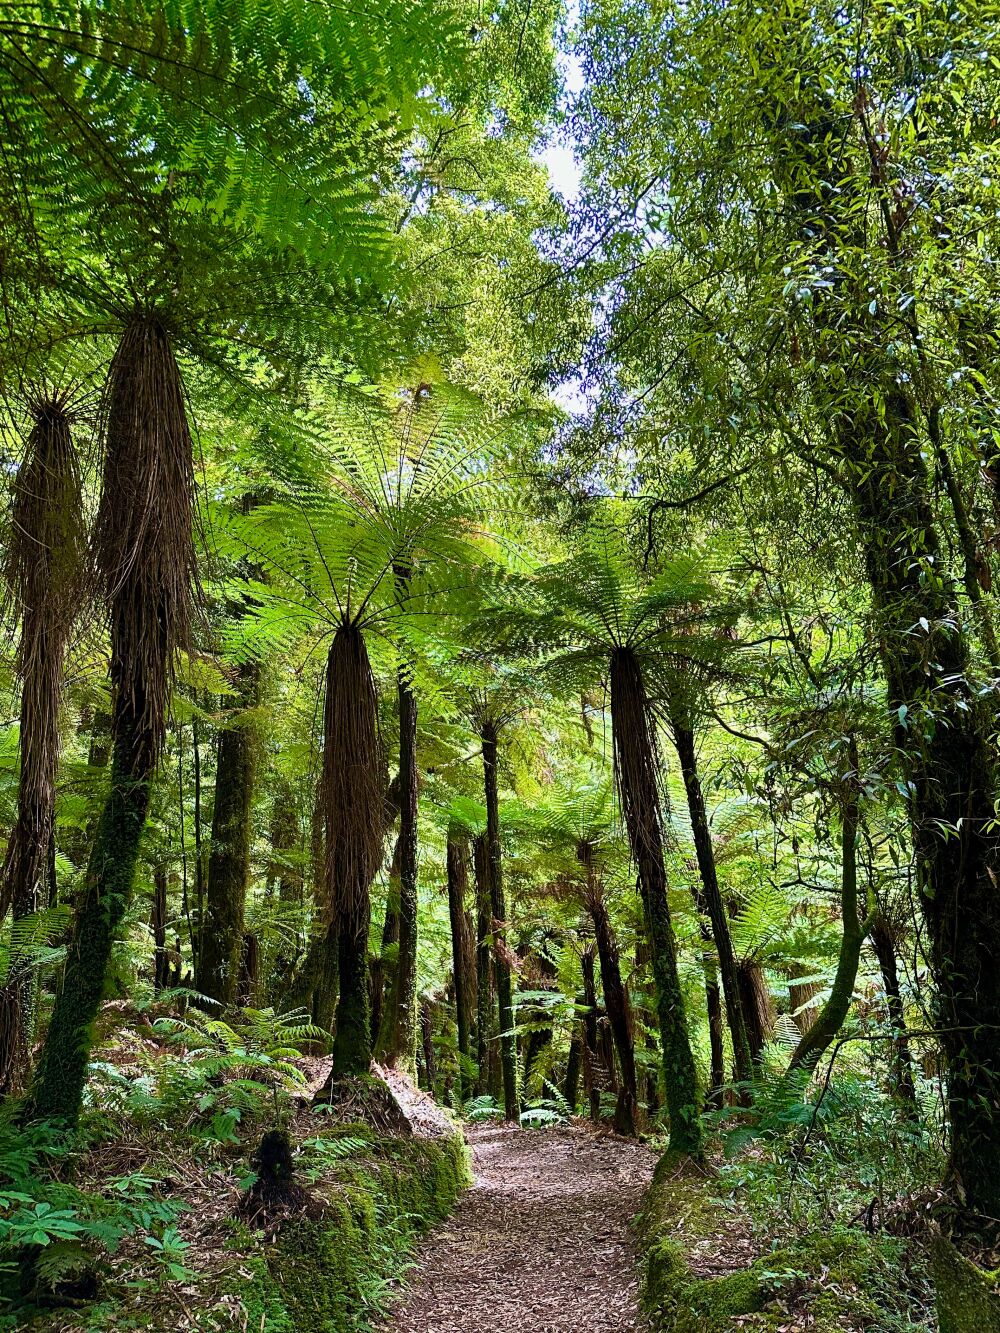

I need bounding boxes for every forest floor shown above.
[383,1122,656,1333]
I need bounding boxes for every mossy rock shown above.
[932,1233,1000,1333]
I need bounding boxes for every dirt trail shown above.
[385,1123,656,1333]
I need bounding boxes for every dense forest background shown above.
[1,0,1000,1328]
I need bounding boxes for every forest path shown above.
[385,1123,656,1333]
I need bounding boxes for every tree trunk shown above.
[481,721,519,1122]
[736,959,774,1065]
[473,834,500,1098]
[420,1000,436,1092]
[584,873,639,1135]
[869,913,918,1109]
[705,971,726,1109]
[447,833,473,1097]
[581,946,602,1122]
[197,661,259,1007]
[375,670,418,1070]
[779,89,1000,1214]
[34,312,197,1124]
[0,396,84,1095]
[319,624,386,1085]
[152,865,170,992]
[671,718,753,1084]
[564,1029,583,1111]
[32,730,152,1120]
[609,646,700,1153]
[788,776,869,1076]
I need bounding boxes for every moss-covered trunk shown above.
[197,661,259,1007]
[610,646,700,1154]
[672,719,753,1085]
[446,833,473,1097]
[375,670,418,1071]
[481,721,520,1122]
[33,730,152,1120]
[777,86,1000,1214]
[788,777,869,1076]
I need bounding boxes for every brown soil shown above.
[385,1122,656,1333]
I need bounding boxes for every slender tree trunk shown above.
[582,866,639,1135]
[447,833,473,1097]
[788,775,869,1076]
[705,971,726,1108]
[420,1000,436,1092]
[268,777,301,903]
[376,669,418,1070]
[197,661,259,1006]
[869,913,918,1109]
[473,834,499,1098]
[610,647,700,1153]
[192,712,205,975]
[370,841,400,1048]
[152,866,170,992]
[671,719,753,1085]
[481,721,519,1122]
[788,963,822,1035]
[564,1028,583,1111]
[581,946,601,1122]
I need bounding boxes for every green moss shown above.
[637,1156,917,1333]
[932,1234,1000,1333]
[224,1132,470,1333]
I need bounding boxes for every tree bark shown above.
[869,913,918,1109]
[152,865,170,992]
[447,833,473,1097]
[582,861,639,1135]
[788,765,870,1076]
[671,718,753,1084]
[473,834,500,1098]
[610,646,700,1153]
[375,669,418,1070]
[33,730,152,1121]
[481,721,520,1122]
[197,661,259,1007]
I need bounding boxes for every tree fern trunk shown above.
[32,731,152,1121]
[319,624,385,1084]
